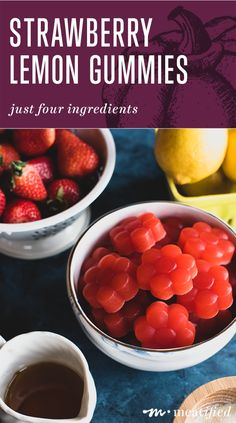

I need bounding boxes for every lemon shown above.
[222,129,236,182]
[154,129,228,185]
[180,171,229,197]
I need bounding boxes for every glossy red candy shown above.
[178,260,233,319]
[82,253,138,313]
[109,213,166,255]
[77,247,112,292]
[134,302,195,349]
[179,222,235,265]
[91,291,150,338]
[137,244,197,299]
[81,247,112,273]
[103,299,145,339]
[227,260,236,296]
[91,308,106,331]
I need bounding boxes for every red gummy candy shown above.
[110,213,166,255]
[134,302,195,349]
[91,308,106,331]
[179,222,235,266]
[91,291,150,339]
[78,247,112,292]
[178,260,233,319]
[137,244,197,300]
[227,260,236,296]
[82,253,138,313]
[81,247,112,273]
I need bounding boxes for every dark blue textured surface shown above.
[0,129,235,423]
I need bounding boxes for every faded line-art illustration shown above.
[103,7,236,127]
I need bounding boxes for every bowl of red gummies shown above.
[67,202,236,371]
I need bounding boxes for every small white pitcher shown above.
[0,332,97,423]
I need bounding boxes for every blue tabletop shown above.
[0,129,235,423]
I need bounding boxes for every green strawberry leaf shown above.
[11,160,26,177]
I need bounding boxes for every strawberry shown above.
[0,188,6,216]
[3,199,41,223]
[57,130,99,177]
[13,129,56,157]
[28,156,55,184]
[11,161,47,201]
[47,178,80,212]
[0,143,20,175]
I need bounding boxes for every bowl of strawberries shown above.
[0,128,115,259]
[67,201,236,371]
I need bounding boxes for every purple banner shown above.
[0,1,235,128]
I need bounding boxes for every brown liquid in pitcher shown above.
[5,362,84,419]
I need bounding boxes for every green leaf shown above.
[11,160,26,177]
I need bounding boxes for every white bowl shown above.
[0,129,116,259]
[67,202,236,372]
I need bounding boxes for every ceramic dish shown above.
[167,176,236,230]
[0,332,96,423]
[0,129,116,259]
[67,202,236,372]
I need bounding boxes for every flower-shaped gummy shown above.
[137,244,197,300]
[82,253,138,313]
[109,213,166,255]
[134,302,196,349]
[179,222,235,266]
[178,259,233,319]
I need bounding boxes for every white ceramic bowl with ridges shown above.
[67,202,236,372]
[0,129,116,260]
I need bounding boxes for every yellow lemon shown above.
[154,128,228,185]
[222,129,236,182]
[181,171,229,197]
